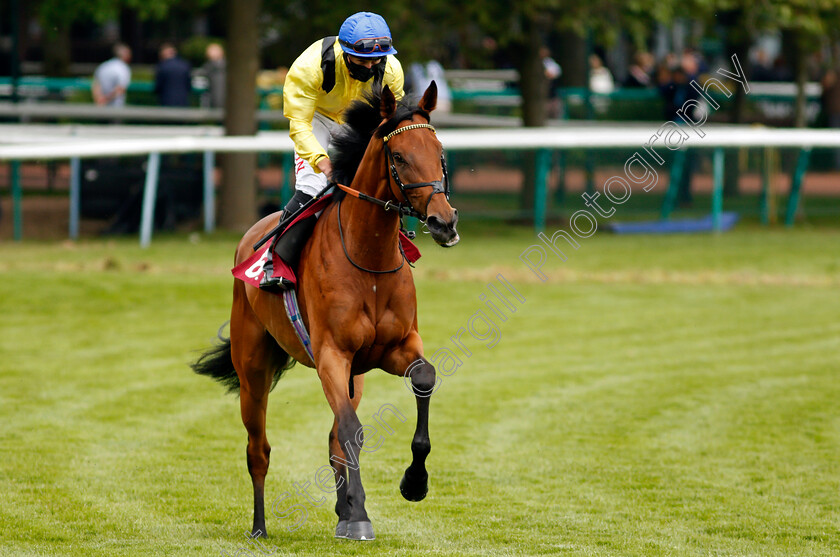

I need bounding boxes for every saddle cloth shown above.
[232,196,421,291]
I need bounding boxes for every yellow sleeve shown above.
[283,40,329,170]
[384,57,405,101]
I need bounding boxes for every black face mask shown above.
[345,54,383,83]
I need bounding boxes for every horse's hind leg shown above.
[231,285,280,538]
[330,374,364,539]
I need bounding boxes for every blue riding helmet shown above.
[338,12,398,58]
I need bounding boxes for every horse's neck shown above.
[339,152,401,270]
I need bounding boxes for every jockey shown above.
[261,12,405,291]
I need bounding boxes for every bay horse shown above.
[192,82,459,541]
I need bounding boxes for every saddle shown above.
[232,195,421,292]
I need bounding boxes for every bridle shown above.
[335,121,450,220]
[334,120,450,274]
[381,122,450,221]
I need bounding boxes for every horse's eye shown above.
[393,153,406,164]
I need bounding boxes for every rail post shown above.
[785,147,811,227]
[69,157,81,239]
[11,160,22,241]
[203,150,215,233]
[140,152,161,248]
[712,148,724,231]
[534,148,551,232]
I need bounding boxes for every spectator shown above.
[771,55,794,82]
[588,54,614,94]
[201,42,226,108]
[408,60,452,112]
[751,49,776,82]
[541,46,562,118]
[588,53,614,114]
[657,53,700,122]
[92,43,132,106]
[624,51,654,88]
[154,43,192,107]
[657,53,700,205]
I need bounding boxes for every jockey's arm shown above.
[383,56,406,101]
[283,43,331,173]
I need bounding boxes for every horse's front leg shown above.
[317,345,374,540]
[383,335,437,502]
[329,374,364,539]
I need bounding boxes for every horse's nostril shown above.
[426,216,445,231]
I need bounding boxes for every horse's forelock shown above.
[375,107,430,139]
[330,89,429,189]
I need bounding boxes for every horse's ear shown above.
[418,80,438,113]
[380,85,396,118]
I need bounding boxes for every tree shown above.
[691,0,840,128]
[423,0,676,211]
[34,0,182,75]
[218,0,262,230]
[32,0,262,230]
[751,0,840,128]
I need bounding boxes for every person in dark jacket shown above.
[200,43,226,108]
[154,43,192,106]
[657,51,701,205]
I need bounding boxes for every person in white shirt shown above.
[92,43,132,107]
[588,54,614,94]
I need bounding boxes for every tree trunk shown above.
[723,29,749,198]
[42,26,71,77]
[219,0,262,231]
[516,18,548,212]
[518,31,547,127]
[727,32,749,125]
[782,29,809,129]
[793,36,808,129]
[558,31,587,88]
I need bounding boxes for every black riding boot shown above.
[260,191,314,291]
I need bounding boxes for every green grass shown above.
[1,224,839,556]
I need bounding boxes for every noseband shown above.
[382,123,450,220]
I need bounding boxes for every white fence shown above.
[2,124,838,244]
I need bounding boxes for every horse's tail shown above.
[191,322,294,395]
[191,334,240,394]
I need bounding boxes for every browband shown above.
[383,123,436,143]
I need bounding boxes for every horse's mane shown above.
[330,87,430,196]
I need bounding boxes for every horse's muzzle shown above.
[426,209,459,247]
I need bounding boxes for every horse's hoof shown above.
[344,521,375,541]
[334,520,349,539]
[400,467,428,502]
[251,527,268,539]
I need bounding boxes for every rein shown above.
[334,182,417,218]
[332,121,448,275]
[336,197,406,275]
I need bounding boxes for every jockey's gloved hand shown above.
[283,191,314,215]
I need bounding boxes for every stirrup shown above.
[259,259,294,292]
[259,274,294,292]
